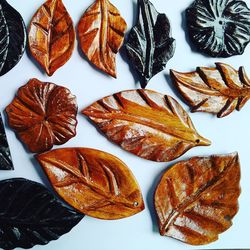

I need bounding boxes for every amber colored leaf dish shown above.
[28,0,75,76]
[77,0,127,78]
[82,89,211,162]
[154,153,241,245]
[36,148,145,220]
[5,78,77,153]
[170,63,250,118]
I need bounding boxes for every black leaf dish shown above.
[0,0,27,76]
[0,113,13,170]
[0,178,83,249]
[125,0,175,88]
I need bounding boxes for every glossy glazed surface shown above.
[0,113,13,170]
[6,78,77,153]
[0,0,26,76]
[186,0,250,57]
[171,63,250,118]
[82,89,211,162]
[0,1,250,249]
[126,0,175,88]
[37,148,144,220]
[78,0,127,78]
[154,153,240,245]
[0,178,83,249]
[28,0,75,76]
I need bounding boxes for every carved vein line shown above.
[43,157,135,208]
[161,155,238,234]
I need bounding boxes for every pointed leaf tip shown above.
[171,63,250,117]
[82,89,210,162]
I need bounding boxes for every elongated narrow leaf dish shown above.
[154,153,241,245]
[82,89,211,162]
[28,0,75,76]
[0,178,83,249]
[78,0,127,78]
[0,0,26,76]
[170,63,250,118]
[36,148,145,220]
[125,0,175,88]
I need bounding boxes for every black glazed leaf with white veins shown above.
[0,0,26,76]
[0,178,83,249]
[186,0,250,57]
[125,0,175,88]
[0,113,13,170]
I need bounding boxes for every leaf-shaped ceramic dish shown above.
[78,0,127,78]
[36,148,145,220]
[186,0,250,57]
[5,78,77,153]
[154,153,241,245]
[0,0,26,76]
[125,0,175,88]
[28,0,75,76]
[0,178,83,249]
[0,113,13,170]
[170,63,250,118]
[82,89,211,162]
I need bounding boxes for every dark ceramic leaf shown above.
[0,0,26,76]
[125,0,175,88]
[186,0,250,57]
[0,178,83,249]
[0,113,13,170]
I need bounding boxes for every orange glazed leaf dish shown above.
[36,148,145,220]
[82,89,211,162]
[78,0,127,78]
[154,153,241,245]
[5,78,77,153]
[29,0,75,76]
[171,63,250,118]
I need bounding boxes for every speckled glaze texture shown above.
[171,63,250,118]
[28,0,75,76]
[6,78,77,153]
[36,148,145,220]
[154,153,240,245]
[82,89,211,162]
[78,0,127,78]
[186,0,250,57]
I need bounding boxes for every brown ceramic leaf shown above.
[5,78,77,153]
[28,0,75,76]
[36,148,144,220]
[154,153,241,245]
[82,89,211,162]
[170,63,250,118]
[77,0,127,78]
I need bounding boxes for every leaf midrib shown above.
[161,156,237,234]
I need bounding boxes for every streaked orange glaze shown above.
[82,89,211,162]
[6,78,77,153]
[154,153,241,245]
[77,0,127,78]
[171,63,250,118]
[36,148,144,220]
[29,0,75,76]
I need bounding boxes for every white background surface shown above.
[0,0,250,249]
